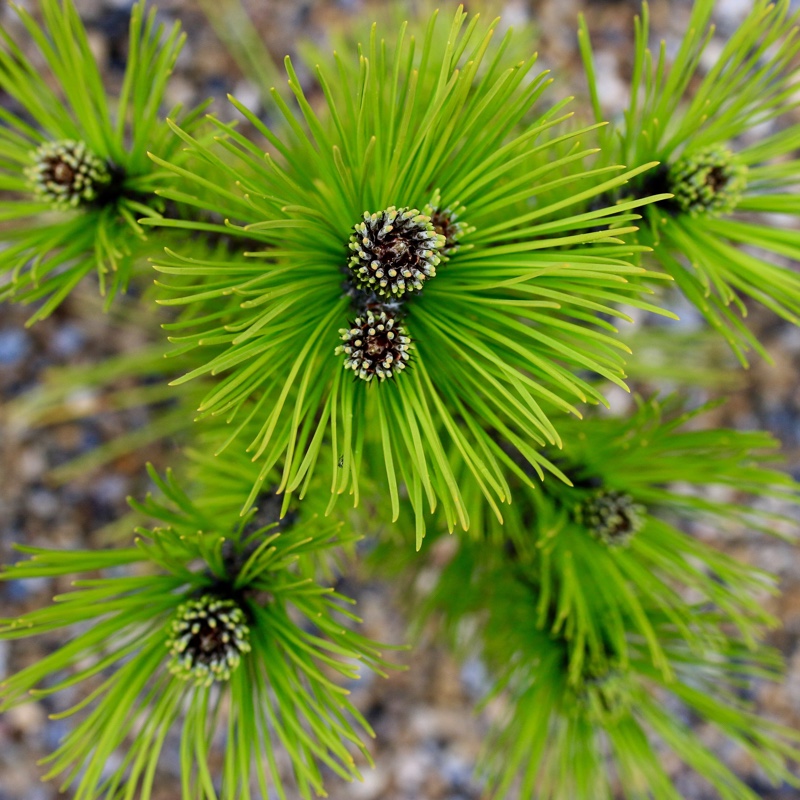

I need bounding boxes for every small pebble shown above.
[0,330,30,366]
[50,324,85,358]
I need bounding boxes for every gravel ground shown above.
[2,1,800,799]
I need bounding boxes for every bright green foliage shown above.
[478,580,800,800]
[0,0,207,319]
[1,1,800,798]
[146,7,675,542]
[580,0,800,362]
[395,398,800,798]
[0,466,396,800]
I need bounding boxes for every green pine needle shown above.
[0,466,398,800]
[0,0,209,317]
[145,8,673,540]
[579,0,800,362]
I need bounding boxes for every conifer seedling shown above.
[1,1,800,798]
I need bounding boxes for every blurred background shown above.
[2,0,800,797]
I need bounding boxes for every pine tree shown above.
[1,1,799,798]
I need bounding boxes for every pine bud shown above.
[335,309,411,382]
[347,206,445,297]
[423,190,471,258]
[573,665,632,725]
[574,489,645,547]
[166,595,251,687]
[668,145,747,217]
[26,140,111,209]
